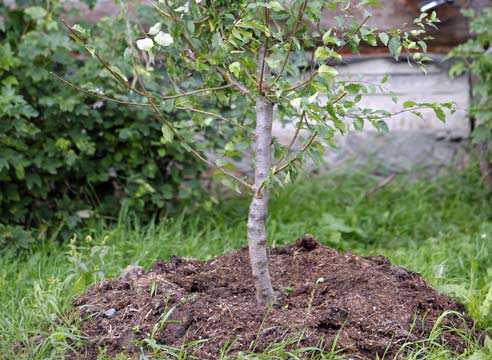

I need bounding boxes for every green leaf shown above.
[433,107,446,122]
[315,47,330,61]
[461,8,475,18]
[236,21,270,37]
[378,32,389,46]
[353,117,364,131]
[359,0,382,8]
[418,40,428,53]
[479,284,492,319]
[161,125,174,144]
[118,128,133,140]
[186,21,195,34]
[388,37,402,60]
[376,120,389,132]
[403,100,417,108]
[345,83,362,95]
[265,56,282,71]
[24,6,47,21]
[224,142,235,152]
[326,103,339,122]
[317,65,338,81]
[485,335,492,352]
[269,1,284,11]
[161,184,174,200]
[322,32,339,45]
[71,24,89,39]
[363,33,378,47]
[229,62,241,78]
[449,62,466,78]
[315,47,342,61]
[26,173,42,190]
[162,99,175,113]
[472,125,492,143]
[2,75,18,87]
[0,157,9,171]
[14,164,25,180]
[108,65,128,83]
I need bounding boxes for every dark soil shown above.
[73,235,479,359]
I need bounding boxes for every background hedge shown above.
[0,1,207,242]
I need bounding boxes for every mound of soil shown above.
[73,235,478,359]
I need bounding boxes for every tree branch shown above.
[50,71,149,107]
[216,67,253,96]
[364,173,396,198]
[257,6,269,93]
[51,72,244,132]
[175,106,248,130]
[160,84,232,100]
[61,19,147,98]
[274,111,305,168]
[283,71,316,93]
[273,131,318,176]
[146,94,253,191]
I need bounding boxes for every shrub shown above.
[447,8,492,186]
[0,1,206,237]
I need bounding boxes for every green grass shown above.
[1,168,492,359]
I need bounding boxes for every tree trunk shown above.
[477,142,492,189]
[247,96,276,306]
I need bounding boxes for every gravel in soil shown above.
[73,235,479,359]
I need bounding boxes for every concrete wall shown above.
[337,56,469,135]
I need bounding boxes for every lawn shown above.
[1,168,492,359]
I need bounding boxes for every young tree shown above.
[60,0,453,306]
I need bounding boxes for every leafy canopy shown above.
[0,1,206,242]
[67,0,455,193]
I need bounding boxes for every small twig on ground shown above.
[364,172,397,198]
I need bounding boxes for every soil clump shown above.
[73,235,478,359]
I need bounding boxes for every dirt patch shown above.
[73,235,479,359]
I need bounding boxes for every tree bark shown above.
[247,96,276,306]
[477,142,492,189]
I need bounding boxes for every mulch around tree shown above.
[73,235,480,359]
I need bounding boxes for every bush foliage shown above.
[447,7,492,186]
[448,8,492,142]
[0,1,205,234]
